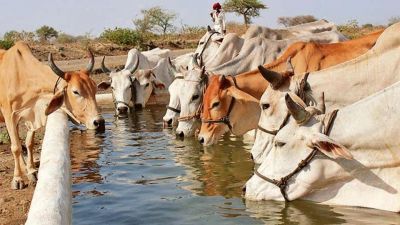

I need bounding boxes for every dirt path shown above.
[0,49,192,225]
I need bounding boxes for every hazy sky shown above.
[1,0,399,37]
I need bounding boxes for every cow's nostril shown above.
[167,119,172,125]
[117,107,128,114]
[176,131,184,138]
[94,118,105,131]
[199,137,204,144]
[250,154,254,161]
[242,185,246,194]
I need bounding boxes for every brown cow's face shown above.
[198,76,259,146]
[198,76,230,146]
[64,71,104,130]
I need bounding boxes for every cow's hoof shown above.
[28,171,38,186]
[11,177,26,190]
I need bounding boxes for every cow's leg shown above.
[4,116,26,190]
[25,130,37,184]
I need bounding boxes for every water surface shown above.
[71,105,400,225]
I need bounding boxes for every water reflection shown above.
[71,106,400,225]
[70,128,105,185]
[166,132,254,198]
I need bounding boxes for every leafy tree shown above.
[36,25,58,41]
[134,6,177,35]
[277,15,318,27]
[223,0,267,26]
[388,16,400,26]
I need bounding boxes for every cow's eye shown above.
[145,83,150,87]
[199,41,204,45]
[211,102,220,108]
[111,86,115,90]
[73,90,80,96]
[262,103,270,110]
[275,141,286,148]
[191,94,200,101]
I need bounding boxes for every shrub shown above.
[0,130,10,144]
[0,39,14,50]
[4,30,35,42]
[337,20,361,39]
[57,33,77,44]
[100,28,143,47]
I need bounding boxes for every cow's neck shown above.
[235,70,269,99]
[302,82,400,212]
[305,45,400,110]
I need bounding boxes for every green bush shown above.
[0,39,14,50]
[0,130,10,144]
[100,28,143,47]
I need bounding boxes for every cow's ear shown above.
[227,87,259,104]
[311,133,353,160]
[219,75,231,90]
[45,90,65,116]
[97,81,111,90]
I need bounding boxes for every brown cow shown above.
[198,29,384,146]
[0,42,105,189]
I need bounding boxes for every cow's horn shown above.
[286,56,294,73]
[317,92,326,114]
[101,56,111,74]
[85,49,95,73]
[193,53,201,69]
[129,55,140,74]
[48,53,65,79]
[168,57,179,74]
[258,65,283,89]
[285,94,311,124]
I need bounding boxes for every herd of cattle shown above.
[0,19,399,212]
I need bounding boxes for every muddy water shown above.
[70,105,400,225]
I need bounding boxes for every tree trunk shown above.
[244,14,249,27]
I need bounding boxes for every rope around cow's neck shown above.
[253,109,339,202]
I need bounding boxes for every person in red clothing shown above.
[210,2,226,35]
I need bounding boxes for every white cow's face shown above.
[245,95,352,201]
[175,69,206,137]
[246,96,352,200]
[98,69,134,116]
[163,78,183,127]
[252,86,290,164]
[251,74,307,164]
[134,70,165,108]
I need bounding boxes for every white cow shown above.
[208,30,347,76]
[242,19,338,40]
[252,22,400,164]
[162,72,185,127]
[98,48,171,115]
[175,66,208,137]
[245,84,400,212]
[133,58,178,108]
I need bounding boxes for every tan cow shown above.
[0,42,104,189]
[198,30,383,146]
